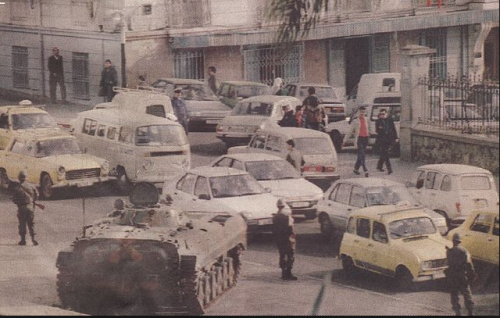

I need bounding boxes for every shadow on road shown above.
[190,141,227,157]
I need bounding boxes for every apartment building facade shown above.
[0,0,498,104]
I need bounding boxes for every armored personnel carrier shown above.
[56,183,247,316]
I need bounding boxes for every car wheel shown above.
[40,173,55,200]
[395,267,416,292]
[319,214,334,238]
[115,168,131,195]
[0,169,9,190]
[330,131,343,153]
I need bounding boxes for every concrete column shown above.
[399,45,435,162]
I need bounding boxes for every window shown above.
[350,186,366,208]
[82,119,98,136]
[357,218,371,239]
[372,222,388,244]
[433,174,443,190]
[12,46,29,89]
[461,176,492,191]
[425,172,437,189]
[97,125,107,137]
[72,52,89,99]
[470,214,494,234]
[232,160,244,171]
[347,217,356,234]
[10,140,26,155]
[119,127,134,144]
[335,184,351,205]
[441,175,453,192]
[179,174,197,194]
[194,177,210,198]
[214,158,234,168]
[142,4,152,15]
[146,105,167,118]
[370,34,390,73]
[0,114,9,129]
[107,127,117,140]
[266,135,283,152]
[420,28,447,79]
[250,134,266,149]
[218,84,229,97]
[329,184,340,201]
[415,171,426,189]
[174,50,205,81]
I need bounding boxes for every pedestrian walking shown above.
[375,108,398,175]
[303,87,325,131]
[272,199,297,281]
[295,106,304,128]
[99,60,118,102]
[446,233,477,316]
[11,171,39,246]
[353,106,370,178]
[48,47,67,104]
[172,88,189,135]
[285,139,304,172]
[207,66,218,95]
[279,105,298,127]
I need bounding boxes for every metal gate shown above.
[420,28,448,79]
[244,45,303,86]
[174,50,205,81]
[12,46,29,89]
[72,52,89,99]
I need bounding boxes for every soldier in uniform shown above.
[272,199,297,281]
[446,233,476,316]
[11,171,39,246]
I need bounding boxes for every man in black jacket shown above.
[375,108,398,175]
[273,199,298,281]
[100,60,118,102]
[48,47,67,104]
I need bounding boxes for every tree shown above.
[266,0,330,44]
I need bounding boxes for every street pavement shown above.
[0,97,498,315]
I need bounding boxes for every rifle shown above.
[34,202,46,211]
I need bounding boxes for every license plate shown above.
[77,181,94,188]
[258,218,273,226]
[206,120,220,125]
[292,202,310,208]
[229,127,245,132]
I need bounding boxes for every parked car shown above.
[448,210,499,267]
[286,83,346,123]
[71,108,190,191]
[216,95,302,147]
[0,101,60,150]
[339,203,451,291]
[150,78,232,129]
[407,164,499,229]
[210,153,324,219]
[162,167,282,233]
[228,127,339,189]
[217,81,271,109]
[317,178,449,239]
[0,132,114,199]
[325,91,401,153]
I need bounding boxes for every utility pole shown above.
[121,14,127,88]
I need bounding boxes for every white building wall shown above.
[210,0,264,27]
[447,26,463,77]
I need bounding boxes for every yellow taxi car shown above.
[0,132,114,199]
[0,101,60,150]
[448,210,499,267]
[339,203,452,291]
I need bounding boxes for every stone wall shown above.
[411,127,500,175]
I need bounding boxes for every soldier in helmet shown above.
[11,171,39,246]
[272,199,297,281]
[446,233,476,316]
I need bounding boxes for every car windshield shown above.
[237,86,270,99]
[175,84,217,101]
[366,186,418,206]
[209,174,264,198]
[11,113,57,130]
[136,125,188,146]
[389,217,437,240]
[300,86,338,100]
[461,176,491,190]
[36,138,82,157]
[232,102,274,116]
[294,138,333,155]
[246,160,301,181]
[371,105,402,121]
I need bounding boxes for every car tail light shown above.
[456,203,462,213]
[303,165,323,172]
[216,125,223,133]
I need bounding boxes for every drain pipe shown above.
[39,0,46,97]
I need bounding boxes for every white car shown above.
[317,178,449,239]
[407,164,499,228]
[210,153,324,219]
[162,167,282,232]
[216,95,302,148]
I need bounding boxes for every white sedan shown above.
[162,167,282,232]
[210,153,324,219]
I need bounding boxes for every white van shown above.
[94,87,178,122]
[72,108,190,190]
[346,73,401,115]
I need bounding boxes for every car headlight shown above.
[57,166,66,181]
[240,211,254,221]
[421,261,434,271]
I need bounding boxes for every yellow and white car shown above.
[0,101,60,150]
[448,210,499,267]
[339,203,452,291]
[0,132,114,199]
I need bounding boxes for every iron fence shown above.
[418,75,499,137]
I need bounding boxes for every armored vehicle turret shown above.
[56,183,247,316]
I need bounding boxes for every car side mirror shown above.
[198,194,211,201]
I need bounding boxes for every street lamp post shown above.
[121,14,127,88]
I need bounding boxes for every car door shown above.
[423,171,439,211]
[408,170,426,203]
[171,173,198,212]
[328,183,354,231]
[352,218,372,270]
[218,84,231,108]
[192,176,214,212]
[0,113,10,150]
[3,139,29,180]
[368,221,395,277]
[463,213,496,264]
